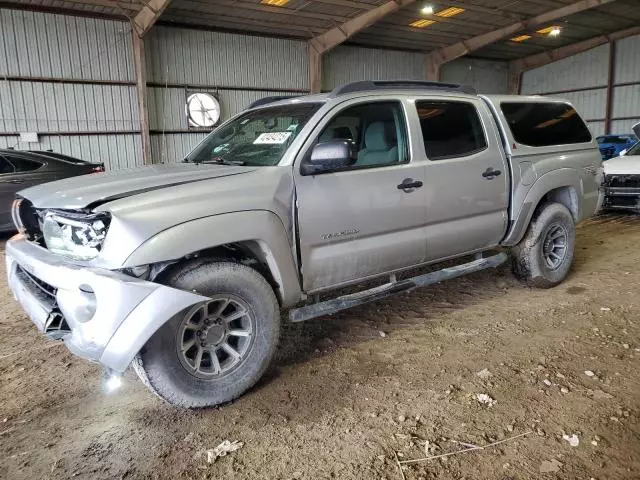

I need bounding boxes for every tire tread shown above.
[133,259,280,408]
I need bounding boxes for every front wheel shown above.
[511,202,576,288]
[132,260,280,408]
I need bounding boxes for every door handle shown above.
[482,167,502,179]
[397,178,423,191]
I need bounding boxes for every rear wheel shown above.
[132,260,280,408]
[511,202,575,288]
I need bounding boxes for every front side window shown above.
[186,103,321,166]
[501,102,592,147]
[315,101,409,169]
[416,100,487,160]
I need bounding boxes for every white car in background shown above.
[603,122,640,212]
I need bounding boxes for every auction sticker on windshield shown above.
[254,132,292,144]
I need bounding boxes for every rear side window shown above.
[0,155,14,174]
[7,156,42,172]
[416,100,487,160]
[501,102,592,147]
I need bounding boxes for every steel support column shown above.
[604,40,616,134]
[132,33,152,165]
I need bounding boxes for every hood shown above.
[19,163,256,209]
[604,154,640,176]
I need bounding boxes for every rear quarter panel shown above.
[482,95,602,245]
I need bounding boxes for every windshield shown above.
[625,141,640,156]
[597,135,634,144]
[185,103,321,166]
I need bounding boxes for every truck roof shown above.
[248,80,479,110]
[249,85,580,113]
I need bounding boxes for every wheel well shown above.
[150,242,283,305]
[540,186,579,221]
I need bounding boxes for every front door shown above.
[295,100,428,292]
[410,97,510,261]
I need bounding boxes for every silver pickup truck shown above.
[6,81,602,408]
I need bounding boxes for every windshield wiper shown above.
[210,158,246,166]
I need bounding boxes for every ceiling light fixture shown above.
[511,35,532,42]
[421,5,434,14]
[409,19,435,28]
[435,7,465,17]
[537,25,561,36]
[261,0,290,6]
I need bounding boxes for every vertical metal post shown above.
[507,62,522,94]
[309,43,322,94]
[604,40,616,135]
[425,57,440,81]
[132,32,152,165]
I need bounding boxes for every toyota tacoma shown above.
[6,81,602,407]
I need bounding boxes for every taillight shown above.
[91,165,105,173]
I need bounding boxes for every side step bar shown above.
[289,252,508,323]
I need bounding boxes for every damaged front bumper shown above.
[603,174,640,211]
[5,235,209,372]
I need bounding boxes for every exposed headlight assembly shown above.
[42,211,110,260]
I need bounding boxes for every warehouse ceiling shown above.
[3,0,640,60]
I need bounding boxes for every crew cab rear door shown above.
[294,98,428,292]
[408,96,510,261]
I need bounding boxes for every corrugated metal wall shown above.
[521,37,640,137]
[323,46,508,93]
[146,27,308,89]
[323,46,425,89]
[611,35,640,135]
[441,58,508,94]
[521,45,609,93]
[0,8,140,169]
[145,26,309,162]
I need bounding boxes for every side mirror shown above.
[301,140,356,175]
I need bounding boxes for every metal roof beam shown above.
[132,0,173,37]
[425,0,618,79]
[309,0,417,54]
[510,25,640,73]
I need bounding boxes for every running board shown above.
[289,252,508,323]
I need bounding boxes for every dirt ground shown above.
[1,213,639,480]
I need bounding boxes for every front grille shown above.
[15,265,69,337]
[44,311,70,339]
[605,195,640,209]
[605,174,640,189]
[15,265,57,306]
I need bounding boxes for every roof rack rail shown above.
[330,80,476,97]
[246,95,300,110]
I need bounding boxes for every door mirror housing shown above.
[301,140,356,175]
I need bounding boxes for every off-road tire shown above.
[511,202,575,288]
[133,260,280,408]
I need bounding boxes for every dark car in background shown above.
[0,149,104,232]
[596,134,638,160]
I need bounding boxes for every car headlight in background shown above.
[42,212,110,260]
